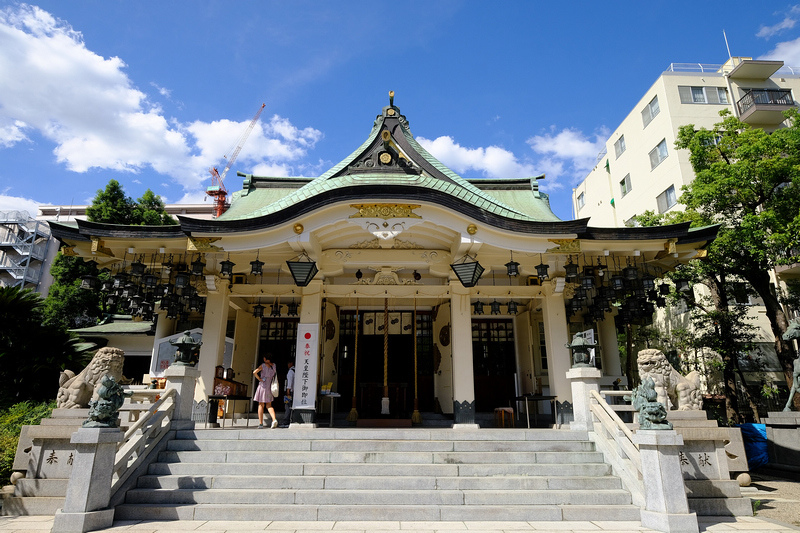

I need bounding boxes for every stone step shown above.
[155,449,606,465]
[114,503,643,522]
[123,487,632,506]
[166,438,596,452]
[147,461,612,478]
[0,496,64,516]
[175,428,592,441]
[135,474,622,491]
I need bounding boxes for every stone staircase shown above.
[114,427,642,522]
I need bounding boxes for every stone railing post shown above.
[566,367,602,431]
[633,430,699,533]
[164,364,200,430]
[52,427,124,533]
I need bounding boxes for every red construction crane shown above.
[207,103,266,217]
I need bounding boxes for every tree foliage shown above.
[85,179,176,225]
[675,109,800,392]
[0,287,89,406]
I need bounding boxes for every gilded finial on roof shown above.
[389,91,394,107]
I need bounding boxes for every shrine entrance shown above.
[336,309,435,420]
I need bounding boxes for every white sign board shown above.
[293,323,319,410]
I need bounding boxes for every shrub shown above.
[0,401,55,484]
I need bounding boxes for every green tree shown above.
[675,109,800,405]
[0,287,89,406]
[85,179,175,225]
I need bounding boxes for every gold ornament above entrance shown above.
[349,204,421,220]
[187,237,222,252]
[546,238,581,253]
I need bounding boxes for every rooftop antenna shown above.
[723,30,732,60]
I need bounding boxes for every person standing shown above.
[280,361,295,428]
[253,355,278,428]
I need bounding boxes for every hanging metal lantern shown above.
[191,256,206,276]
[574,287,588,301]
[100,278,114,292]
[659,283,671,295]
[174,272,190,289]
[490,300,502,315]
[287,253,319,287]
[610,275,625,291]
[473,300,484,315]
[220,256,235,277]
[79,274,100,291]
[581,275,594,290]
[113,273,128,289]
[507,301,518,315]
[564,258,579,279]
[130,260,146,277]
[641,273,655,291]
[287,300,299,316]
[450,255,485,288]
[188,294,202,311]
[252,303,265,318]
[656,297,666,308]
[505,252,520,277]
[535,261,549,280]
[675,279,691,293]
[143,273,159,289]
[250,258,264,276]
[270,302,282,317]
[623,265,639,281]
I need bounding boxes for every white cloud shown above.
[760,35,800,66]
[0,4,322,198]
[417,136,538,179]
[527,127,608,187]
[757,16,796,38]
[0,194,42,216]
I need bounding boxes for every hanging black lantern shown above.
[450,255,485,288]
[623,265,639,281]
[287,300,299,316]
[581,275,594,290]
[656,297,666,308]
[643,301,656,314]
[641,273,655,291]
[564,257,579,279]
[287,253,318,287]
[252,303,265,318]
[174,272,190,289]
[535,260,549,280]
[270,302,282,317]
[647,289,658,301]
[130,259,146,278]
[143,273,159,289]
[574,287,588,301]
[675,278,691,293]
[473,300,484,315]
[250,257,264,276]
[659,282,671,295]
[191,256,206,276]
[413,270,421,281]
[188,294,202,311]
[507,301,518,315]
[79,274,99,290]
[591,306,605,320]
[610,275,625,291]
[490,300,502,315]
[166,304,180,320]
[505,255,520,277]
[100,278,114,292]
[220,256,235,277]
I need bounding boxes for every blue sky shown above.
[2,2,800,221]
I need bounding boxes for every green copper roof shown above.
[218,100,560,223]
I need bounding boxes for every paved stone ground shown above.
[0,517,799,533]
[745,473,800,528]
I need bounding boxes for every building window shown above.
[656,185,677,213]
[642,95,660,127]
[577,192,585,209]
[614,136,626,158]
[717,87,729,104]
[691,87,706,103]
[620,174,632,197]
[538,322,548,372]
[649,139,668,169]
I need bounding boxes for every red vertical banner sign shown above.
[294,323,319,411]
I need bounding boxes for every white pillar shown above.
[634,430,699,533]
[450,283,477,427]
[164,365,200,428]
[196,277,230,400]
[598,313,622,377]
[541,290,572,403]
[233,309,260,387]
[566,366,602,431]
[296,280,323,426]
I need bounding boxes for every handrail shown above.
[110,387,176,496]
[588,389,644,507]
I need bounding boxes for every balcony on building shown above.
[737,88,795,125]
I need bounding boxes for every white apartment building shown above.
[572,57,800,409]
[573,57,800,227]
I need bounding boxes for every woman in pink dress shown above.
[252,355,278,428]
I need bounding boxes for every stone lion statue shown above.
[637,348,702,411]
[56,347,125,409]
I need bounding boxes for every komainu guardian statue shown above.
[83,374,131,428]
[57,347,125,409]
[781,319,800,411]
[637,348,702,411]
